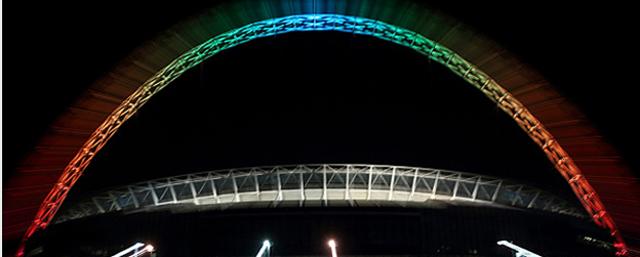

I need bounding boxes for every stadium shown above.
[3,1,639,257]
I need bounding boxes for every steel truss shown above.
[56,164,584,223]
[23,14,625,255]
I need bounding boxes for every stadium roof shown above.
[55,164,585,223]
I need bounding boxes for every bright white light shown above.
[111,242,145,257]
[327,239,338,257]
[256,240,271,257]
[497,240,542,257]
[128,244,155,257]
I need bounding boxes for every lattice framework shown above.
[56,164,584,222]
[22,14,626,255]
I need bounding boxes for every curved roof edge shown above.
[55,164,585,223]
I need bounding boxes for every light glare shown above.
[111,242,145,257]
[256,240,271,257]
[327,239,338,257]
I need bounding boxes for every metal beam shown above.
[128,186,139,208]
[92,197,105,213]
[471,177,481,201]
[148,183,159,206]
[299,172,305,206]
[108,192,121,211]
[492,180,503,202]
[511,185,524,206]
[276,171,283,201]
[431,170,440,199]
[409,168,418,200]
[451,173,461,200]
[254,172,261,200]
[528,191,541,208]
[367,166,373,200]
[210,175,220,203]
[167,179,178,204]
[188,179,199,205]
[322,165,328,205]
[544,197,555,210]
[231,172,239,202]
[388,167,397,200]
[345,166,350,200]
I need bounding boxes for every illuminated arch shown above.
[7,1,635,255]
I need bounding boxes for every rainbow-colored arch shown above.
[7,1,637,255]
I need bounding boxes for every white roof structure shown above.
[56,164,584,223]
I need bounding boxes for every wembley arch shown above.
[6,1,638,256]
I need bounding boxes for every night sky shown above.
[3,0,638,224]
[69,31,567,198]
[3,1,639,256]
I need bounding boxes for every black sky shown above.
[3,0,638,195]
[70,31,566,196]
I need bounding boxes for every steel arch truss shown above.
[26,14,625,254]
[56,164,584,223]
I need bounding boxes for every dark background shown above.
[2,1,638,255]
[33,206,613,257]
[69,31,571,197]
[3,1,637,183]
